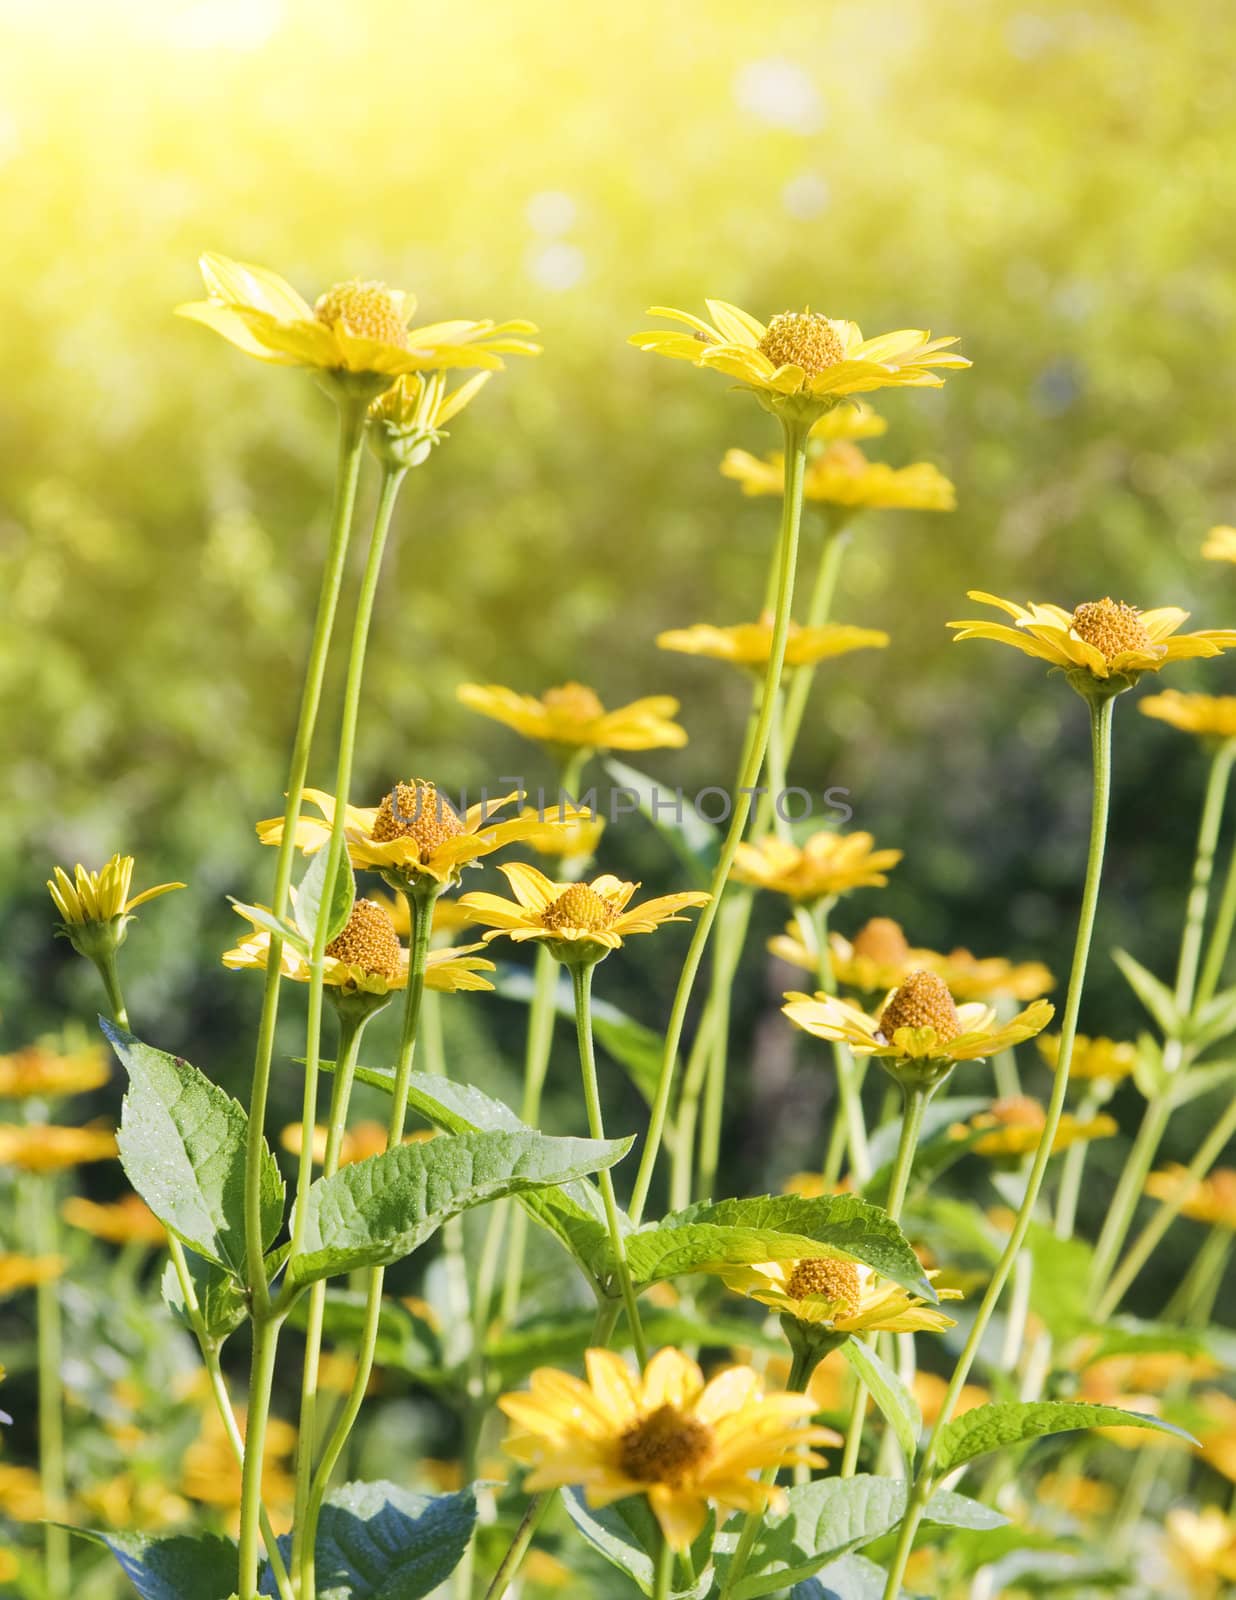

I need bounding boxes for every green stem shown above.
[880,693,1115,1600]
[237,395,368,1600]
[1175,739,1236,1009]
[92,950,130,1031]
[779,521,849,754]
[572,962,648,1364]
[652,1534,674,1600]
[500,943,560,1319]
[1053,1092,1099,1240]
[483,1490,555,1599]
[630,418,808,1223]
[809,901,870,1186]
[1198,809,1236,1009]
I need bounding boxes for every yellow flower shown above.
[47,853,183,928]
[373,891,476,941]
[722,441,956,512]
[257,783,583,888]
[78,1472,190,1532]
[0,1042,109,1099]
[510,806,606,862]
[1202,526,1236,563]
[1038,1032,1137,1084]
[280,1120,435,1167]
[368,370,495,468]
[458,864,708,959]
[1196,1392,1236,1485]
[180,1398,296,1534]
[913,1371,989,1426]
[60,1194,167,1247]
[925,947,1055,1003]
[657,613,888,671]
[498,1346,836,1550]
[457,681,687,753]
[734,831,902,904]
[785,971,1054,1070]
[0,1462,46,1520]
[953,1096,1117,1158]
[0,1122,118,1172]
[1140,690,1236,740]
[1144,1164,1236,1228]
[177,253,539,378]
[1165,1507,1236,1596]
[629,301,968,421]
[0,1551,18,1583]
[948,592,1236,692]
[0,1252,66,1296]
[223,896,495,995]
[809,401,888,442]
[718,1256,959,1335]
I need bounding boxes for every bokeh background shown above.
[3,0,1236,1454]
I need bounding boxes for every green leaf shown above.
[260,1481,478,1599]
[713,1475,908,1598]
[618,1195,936,1299]
[160,1252,249,1343]
[605,757,720,886]
[1076,1315,1236,1370]
[294,849,355,946]
[105,1021,284,1279]
[923,1489,1009,1530]
[1168,1058,1236,1108]
[792,1554,891,1599]
[562,1492,711,1598]
[841,1338,921,1467]
[226,898,309,953]
[864,1096,991,1185]
[932,1400,1195,1474]
[1186,985,1236,1053]
[70,1528,238,1600]
[1023,1225,1093,1342]
[289,1129,630,1288]
[1111,948,1182,1037]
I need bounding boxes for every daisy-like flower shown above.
[0,1042,109,1099]
[509,806,606,863]
[925,947,1055,1003]
[1202,526,1236,563]
[223,896,494,995]
[953,1095,1117,1159]
[368,370,495,469]
[61,1195,166,1247]
[456,681,687,753]
[717,1255,959,1335]
[458,863,708,966]
[1038,1032,1138,1086]
[280,1119,435,1168]
[177,253,539,384]
[630,302,968,423]
[257,782,586,889]
[1165,1507,1236,1596]
[1145,1165,1236,1229]
[0,1253,66,1296]
[808,401,889,442]
[0,1122,117,1172]
[722,440,956,512]
[948,592,1236,699]
[1140,690,1236,741]
[498,1346,837,1549]
[785,970,1054,1088]
[735,831,902,904]
[48,854,183,931]
[656,614,888,673]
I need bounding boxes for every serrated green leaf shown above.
[932,1399,1195,1474]
[289,1129,629,1288]
[105,1021,284,1279]
[1111,948,1182,1037]
[841,1338,920,1467]
[69,1528,238,1600]
[160,1252,249,1343]
[605,757,720,886]
[562,1491,711,1597]
[294,849,355,946]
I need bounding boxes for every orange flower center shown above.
[879,970,961,1044]
[314,281,408,348]
[371,781,465,859]
[1070,598,1152,662]
[785,1256,861,1311]
[618,1404,713,1485]
[758,312,846,375]
[541,682,605,723]
[325,899,403,981]
[540,884,614,933]
[851,917,911,967]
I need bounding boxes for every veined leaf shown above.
[105,1021,284,1280]
[605,756,721,885]
[932,1399,1195,1474]
[160,1252,249,1343]
[289,1129,629,1288]
[841,1338,921,1467]
[792,1553,891,1599]
[293,849,355,946]
[562,1491,712,1598]
[69,1528,238,1600]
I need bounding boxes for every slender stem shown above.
[779,523,849,754]
[809,901,871,1186]
[1175,740,1236,1010]
[237,396,367,1600]
[880,694,1115,1600]
[500,943,560,1319]
[631,419,808,1224]
[483,1491,555,1599]
[1198,796,1236,1009]
[652,1534,674,1600]
[572,962,648,1364]
[1053,1092,1099,1240]
[92,950,130,1030]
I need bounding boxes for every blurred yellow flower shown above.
[927,947,1054,1003]
[0,1252,65,1296]
[1144,1164,1236,1228]
[734,831,902,904]
[1196,1392,1236,1485]
[258,783,581,888]
[78,1472,189,1531]
[280,1119,435,1168]
[1038,1032,1137,1084]
[374,892,476,941]
[1165,1507,1236,1595]
[457,681,687,752]
[786,971,1053,1069]
[499,1346,835,1549]
[808,401,888,442]
[510,806,606,862]
[1140,690,1236,740]
[223,896,494,995]
[0,1122,117,1172]
[722,441,955,512]
[181,1401,297,1535]
[0,1551,17,1583]
[718,1256,958,1335]
[60,1194,166,1246]
[177,253,539,378]
[1202,526,1236,563]
[657,614,888,671]
[0,1462,46,1520]
[913,1370,989,1426]
[949,593,1236,688]
[954,1095,1117,1158]
[1033,1472,1115,1521]
[0,1042,109,1099]
[47,854,183,928]
[630,302,967,420]
[459,863,708,957]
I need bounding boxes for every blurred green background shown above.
[3,0,1236,1245]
